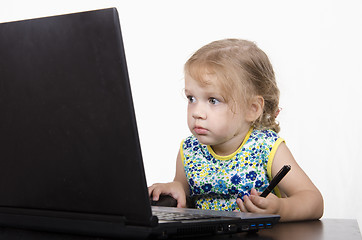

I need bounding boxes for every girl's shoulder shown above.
[245,128,283,150]
[249,128,280,140]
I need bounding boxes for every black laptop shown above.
[0,8,280,238]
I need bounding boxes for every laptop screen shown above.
[0,8,152,225]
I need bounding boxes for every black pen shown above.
[260,165,291,198]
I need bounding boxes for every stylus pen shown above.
[260,165,291,198]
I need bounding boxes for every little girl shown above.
[148,39,323,221]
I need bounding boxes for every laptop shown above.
[0,8,280,238]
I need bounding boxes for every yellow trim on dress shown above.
[180,140,185,164]
[266,138,285,198]
[207,127,254,161]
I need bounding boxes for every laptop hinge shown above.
[150,215,159,227]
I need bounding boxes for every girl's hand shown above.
[148,181,187,208]
[236,188,281,215]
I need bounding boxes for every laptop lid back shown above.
[0,8,153,226]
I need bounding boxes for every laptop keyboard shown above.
[154,211,220,221]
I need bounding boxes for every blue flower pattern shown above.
[182,128,281,211]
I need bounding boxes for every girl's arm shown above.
[148,150,190,208]
[174,150,191,196]
[237,142,324,221]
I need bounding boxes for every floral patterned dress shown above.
[181,128,284,211]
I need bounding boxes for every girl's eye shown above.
[187,96,196,103]
[209,97,220,105]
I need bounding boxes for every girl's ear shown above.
[245,96,264,122]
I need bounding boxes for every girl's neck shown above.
[210,127,251,156]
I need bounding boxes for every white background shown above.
[1,0,361,228]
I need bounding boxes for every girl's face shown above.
[185,74,251,156]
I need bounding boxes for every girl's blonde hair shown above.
[184,38,280,133]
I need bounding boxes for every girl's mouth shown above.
[194,127,208,135]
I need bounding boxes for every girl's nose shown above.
[192,104,207,120]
